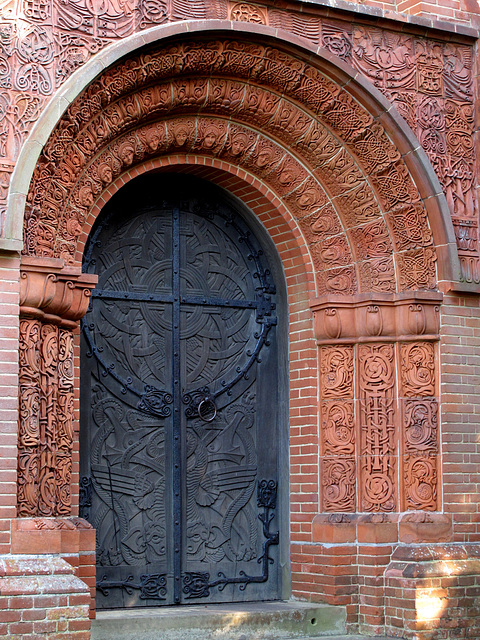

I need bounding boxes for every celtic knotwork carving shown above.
[359,344,395,512]
[404,455,437,511]
[351,123,400,175]
[229,2,267,24]
[400,342,435,397]
[358,257,396,293]
[352,27,415,92]
[321,93,373,142]
[404,399,438,454]
[322,401,355,456]
[19,37,440,296]
[321,22,352,62]
[322,458,356,512]
[372,162,420,212]
[351,220,392,260]
[387,204,433,251]
[397,248,437,291]
[136,0,169,30]
[320,346,353,399]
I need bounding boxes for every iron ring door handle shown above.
[197,397,217,422]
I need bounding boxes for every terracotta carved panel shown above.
[400,342,435,397]
[18,319,72,517]
[399,343,439,511]
[320,346,354,399]
[320,346,356,512]
[17,259,96,517]
[18,319,41,517]
[358,344,396,512]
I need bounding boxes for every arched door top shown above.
[12,21,458,289]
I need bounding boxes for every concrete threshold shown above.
[91,600,348,640]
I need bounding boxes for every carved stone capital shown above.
[311,292,442,344]
[20,256,97,329]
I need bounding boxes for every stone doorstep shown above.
[91,600,348,640]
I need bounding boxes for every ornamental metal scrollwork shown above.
[78,476,93,519]
[96,573,167,600]
[183,480,279,598]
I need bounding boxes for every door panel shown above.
[80,181,280,608]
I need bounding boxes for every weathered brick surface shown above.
[0,556,90,638]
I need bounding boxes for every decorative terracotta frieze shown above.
[311,292,442,344]
[22,39,442,295]
[316,293,441,516]
[20,256,97,329]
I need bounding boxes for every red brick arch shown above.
[22,32,453,292]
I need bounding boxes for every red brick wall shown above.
[440,294,480,543]
[0,255,20,554]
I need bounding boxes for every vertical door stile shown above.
[172,207,182,603]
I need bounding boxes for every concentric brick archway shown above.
[16,24,448,606]
[21,30,452,291]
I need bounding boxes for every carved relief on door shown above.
[80,175,281,608]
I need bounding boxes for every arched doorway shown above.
[79,173,287,608]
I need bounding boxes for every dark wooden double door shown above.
[80,177,281,609]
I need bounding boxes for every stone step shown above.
[91,600,348,640]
